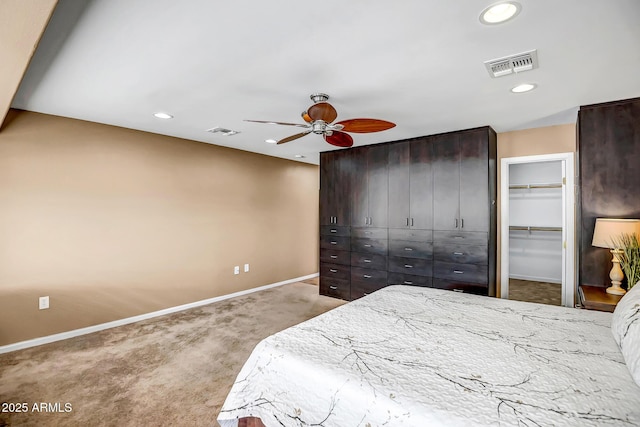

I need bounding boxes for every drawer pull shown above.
[363,274,372,279]
[330,269,338,273]
[330,241,338,245]
[454,236,464,239]
[453,289,464,293]
[330,255,338,259]
[364,259,372,263]
[453,270,464,274]
[404,247,413,251]
[404,264,413,268]
[364,292,370,296]
[330,229,337,233]
[330,286,338,290]
[364,244,372,248]
[453,252,464,256]
[403,281,413,285]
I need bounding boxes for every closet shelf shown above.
[509,225,562,232]
[509,183,562,190]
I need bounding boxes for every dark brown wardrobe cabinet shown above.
[319,126,497,301]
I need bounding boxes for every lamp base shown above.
[606,285,626,295]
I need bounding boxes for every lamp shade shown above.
[592,218,640,249]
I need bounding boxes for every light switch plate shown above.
[244,263,249,272]
[39,296,50,310]
[234,266,240,275]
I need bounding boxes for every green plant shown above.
[613,233,640,289]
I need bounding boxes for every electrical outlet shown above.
[39,296,50,310]
[234,266,240,275]
[244,263,249,272]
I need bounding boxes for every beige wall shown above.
[0,110,320,346]
[496,124,577,295]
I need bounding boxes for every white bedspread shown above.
[218,285,640,426]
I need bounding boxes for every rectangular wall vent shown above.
[207,127,240,136]
[484,49,538,78]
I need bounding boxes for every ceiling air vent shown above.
[207,127,240,136]
[484,49,538,78]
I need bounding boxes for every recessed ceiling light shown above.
[480,1,521,25]
[265,139,277,144]
[153,112,173,119]
[294,155,305,159]
[511,83,536,93]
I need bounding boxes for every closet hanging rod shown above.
[509,226,563,232]
[509,183,562,189]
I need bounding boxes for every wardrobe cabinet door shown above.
[334,150,353,226]
[409,137,433,229]
[459,130,489,232]
[319,151,335,226]
[388,142,411,228]
[367,145,389,228]
[432,134,460,231]
[350,147,369,227]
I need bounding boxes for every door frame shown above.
[500,152,575,307]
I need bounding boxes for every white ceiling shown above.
[12,0,640,164]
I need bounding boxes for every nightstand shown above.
[579,285,623,312]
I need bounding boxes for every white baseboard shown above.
[509,273,562,285]
[0,273,319,355]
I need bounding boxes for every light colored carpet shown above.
[0,281,344,427]
[508,278,562,306]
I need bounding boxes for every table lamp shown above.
[592,218,640,295]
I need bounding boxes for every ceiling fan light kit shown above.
[245,93,395,148]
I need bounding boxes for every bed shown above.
[217,285,640,426]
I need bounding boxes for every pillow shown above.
[611,284,640,386]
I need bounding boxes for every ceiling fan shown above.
[245,93,396,148]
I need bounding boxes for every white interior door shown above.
[500,153,575,307]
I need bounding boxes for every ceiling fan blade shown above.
[245,119,309,128]
[308,102,338,123]
[301,111,312,123]
[335,118,396,133]
[324,131,353,148]
[277,131,312,144]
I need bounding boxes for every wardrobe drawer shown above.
[351,228,387,239]
[320,235,350,251]
[387,272,431,287]
[350,281,388,300]
[389,240,433,259]
[319,277,351,300]
[431,278,488,296]
[388,229,433,242]
[350,237,388,255]
[320,263,350,281]
[389,257,432,277]
[320,225,351,237]
[433,261,488,285]
[350,252,387,270]
[434,231,488,245]
[320,249,350,266]
[351,267,388,287]
[434,243,488,264]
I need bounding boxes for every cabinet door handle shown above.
[329,269,338,273]
[369,217,373,225]
[411,218,414,227]
[364,259,372,263]
[455,218,458,228]
[404,247,413,251]
[406,218,409,226]
[461,218,464,228]
[330,241,337,245]
[453,252,464,256]
[404,264,413,268]
[363,274,372,278]
[330,285,338,290]
[453,270,464,274]
[364,293,369,296]
[403,281,413,285]
[330,255,338,259]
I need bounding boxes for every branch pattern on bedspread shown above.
[218,286,640,427]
